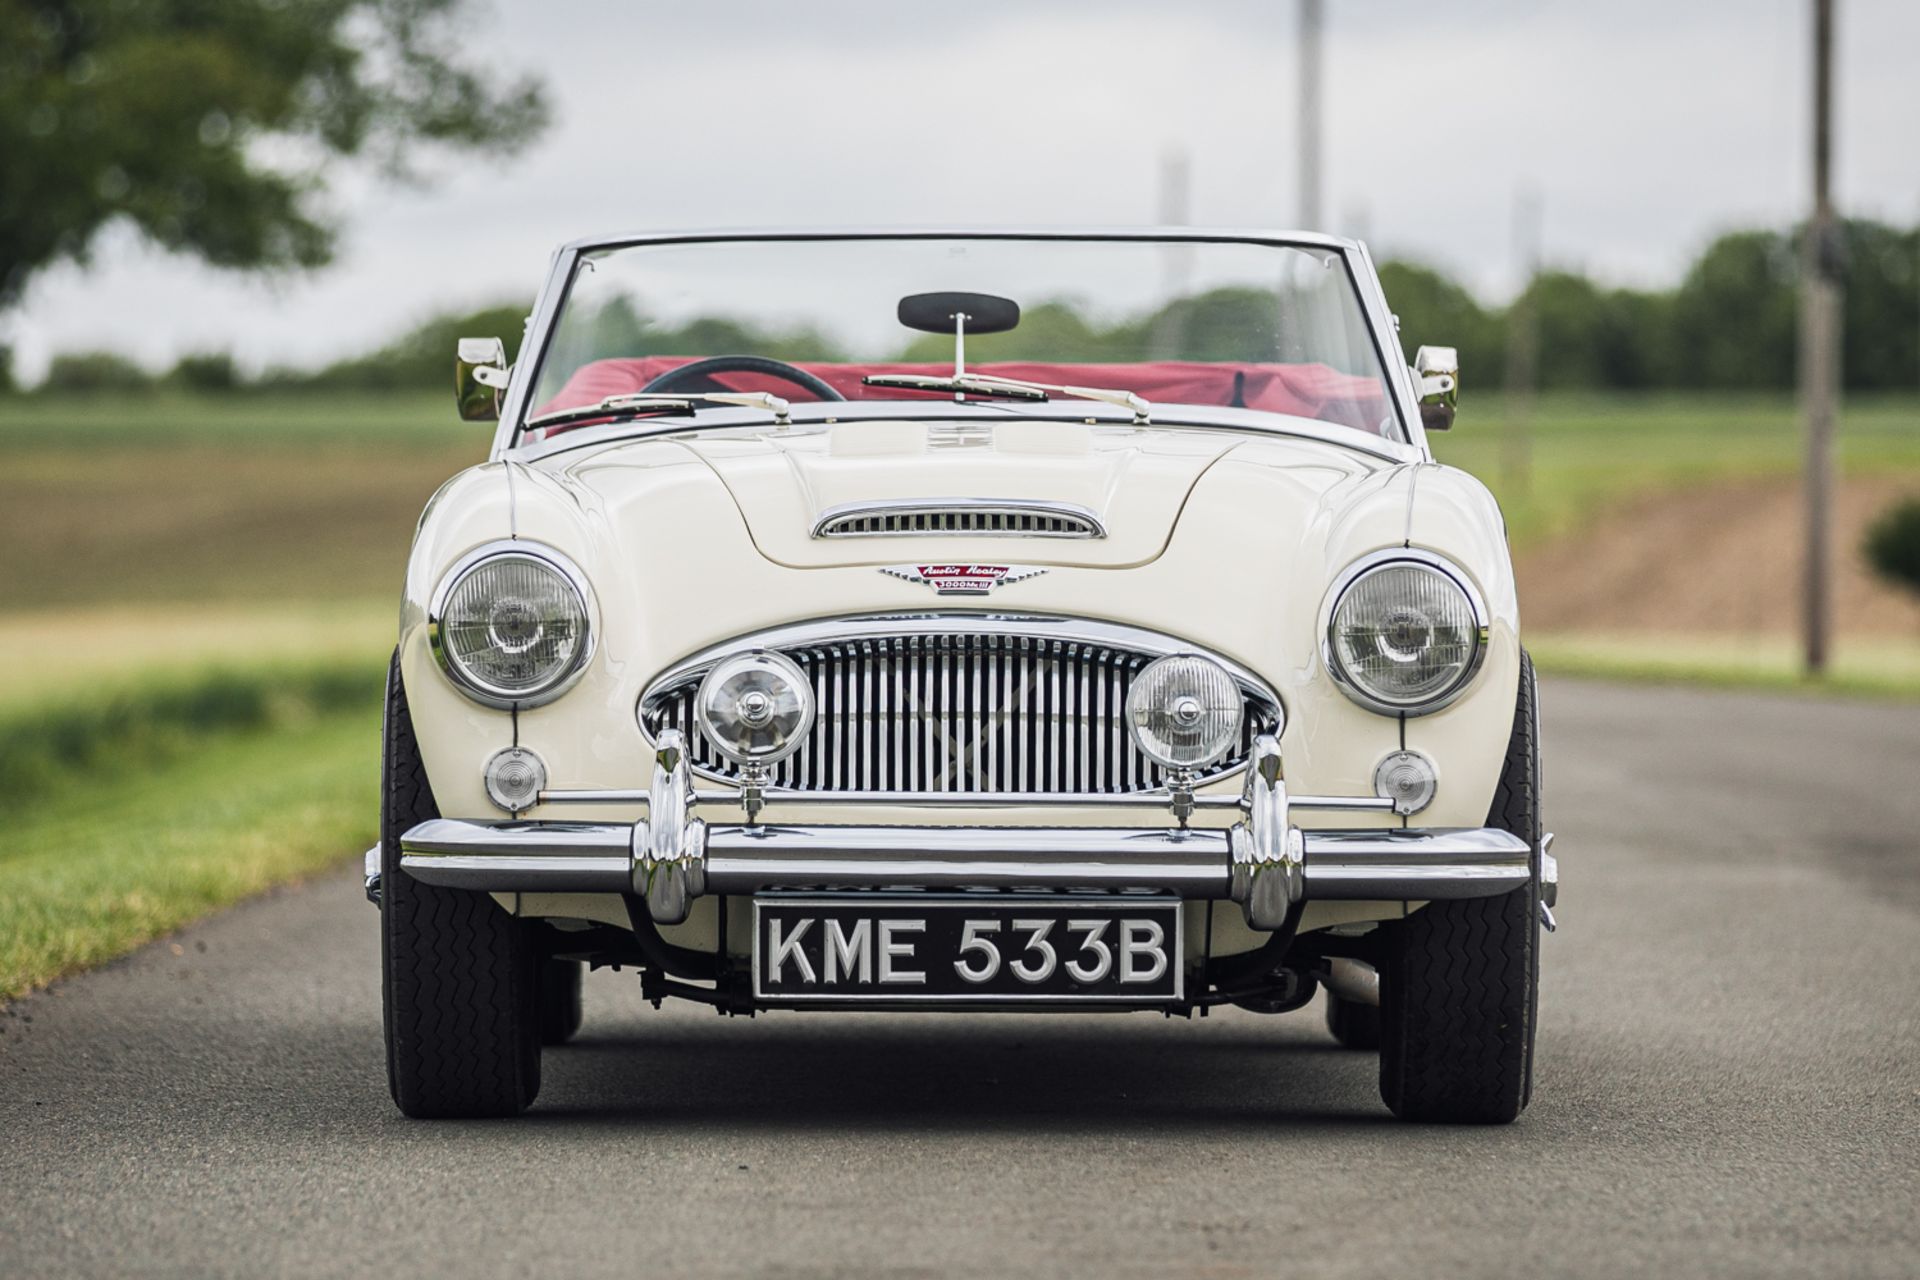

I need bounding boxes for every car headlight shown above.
[1325,551,1487,715]
[1126,654,1244,771]
[695,651,815,766]
[430,542,593,707]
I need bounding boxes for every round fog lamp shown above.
[484,746,547,813]
[1374,749,1438,816]
[1126,654,1243,771]
[695,651,815,765]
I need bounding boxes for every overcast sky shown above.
[7,0,1917,381]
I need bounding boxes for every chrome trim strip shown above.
[401,853,633,892]
[426,539,597,710]
[810,497,1107,540]
[1318,547,1491,718]
[401,818,629,858]
[397,819,1529,902]
[1300,828,1532,899]
[642,614,1277,711]
[505,401,1418,468]
[706,827,1228,895]
[535,786,1394,813]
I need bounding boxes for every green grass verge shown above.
[1529,631,1920,700]
[0,661,384,1002]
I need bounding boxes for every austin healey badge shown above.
[879,563,1048,596]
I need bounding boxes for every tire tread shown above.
[381,650,540,1118]
[1377,651,1540,1124]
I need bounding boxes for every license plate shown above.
[752,895,1183,1004]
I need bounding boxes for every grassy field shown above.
[0,658,383,1001]
[0,390,480,608]
[1,387,1916,1000]
[1432,391,1920,547]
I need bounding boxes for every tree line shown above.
[11,219,1919,397]
[1384,219,1919,392]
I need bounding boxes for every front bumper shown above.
[394,733,1533,931]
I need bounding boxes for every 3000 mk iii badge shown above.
[753,897,1184,1004]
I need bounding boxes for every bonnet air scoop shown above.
[811,498,1107,540]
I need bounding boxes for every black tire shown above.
[1325,991,1382,1050]
[1377,650,1541,1124]
[381,651,542,1118]
[539,959,584,1045]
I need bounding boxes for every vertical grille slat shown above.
[646,630,1276,796]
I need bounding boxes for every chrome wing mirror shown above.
[455,337,510,421]
[1413,345,1458,432]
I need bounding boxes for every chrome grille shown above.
[643,632,1276,795]
[812,502,1104,539]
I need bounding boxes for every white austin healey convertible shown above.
[371,228,1555,1123]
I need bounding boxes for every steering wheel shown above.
[642,355,845,402]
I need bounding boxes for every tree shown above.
[1840,219,1920,391]
[42,350,149,391]
[1668,230,1798,390]
[1374,261,1503,388]
[286,301,532,390]
[1863,498,1920,600]
[0,0,548,308]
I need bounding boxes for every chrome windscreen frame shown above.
[427,539,598,710]
[635,612,1287,792]
[487,227,1429,461]
[1319,548,1491,718]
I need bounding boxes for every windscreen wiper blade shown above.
[526,391,791,432]
[862,372,1150,424]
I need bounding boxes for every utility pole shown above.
[1298,0,1323,230]
[1503,186,1542,500]
[1801,0,1841,676]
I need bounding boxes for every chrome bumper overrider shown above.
[396,732,1534,931]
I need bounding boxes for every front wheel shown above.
[381,650,542,1118]
[1376,651,1541,1124]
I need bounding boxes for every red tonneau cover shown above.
[533,357,1390,437]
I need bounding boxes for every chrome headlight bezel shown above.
[428,540,596,709]
[1321,549,1490,717]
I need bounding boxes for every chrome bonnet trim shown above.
[639,612,1280,724]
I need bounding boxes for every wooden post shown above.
[1298,0,1323,231]
[1801,0,1840,676]
[1504,187,1541,500]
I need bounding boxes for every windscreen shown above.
[526,236,1402,439]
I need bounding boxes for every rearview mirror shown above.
[1413,345,1458,432]
[455,337,509,421]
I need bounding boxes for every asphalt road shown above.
[4,679,1918,1278]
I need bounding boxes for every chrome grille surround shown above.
[638,614,1282,797]
[811,498,1105,539]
